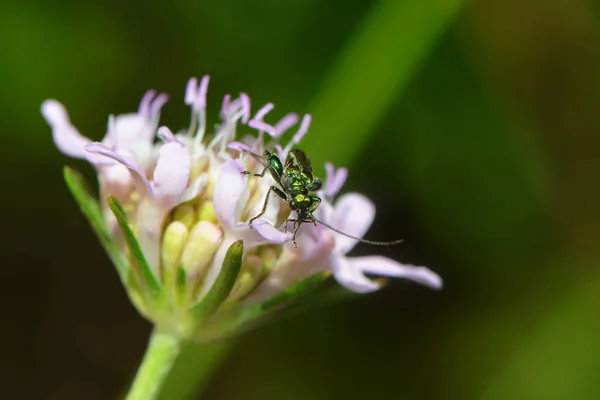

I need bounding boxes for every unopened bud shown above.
[197,200,217,223]
[180,221,222,278]
[161,221,189,272]
[173,204,196,229]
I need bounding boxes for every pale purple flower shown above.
[44,74,442,339]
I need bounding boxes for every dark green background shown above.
[2,0,600,399]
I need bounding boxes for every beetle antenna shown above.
[311,216,403,246]
[240,148,268,166]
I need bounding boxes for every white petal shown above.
[111,113,154,152]
[349,256,443,289]
[331,255,380,293]
[246,250,330,304]
[213,160,247,229]
[243,220,292,244]
[246,182,281,226]
[85,142,152,195]
[179,173,208,203]
[41,100,91,159]
[98,163,133,200]
[152,142,190,208]
[331,193,375,254]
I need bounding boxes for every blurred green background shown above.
[2,0,600,398]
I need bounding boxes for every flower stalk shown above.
[126,330,182,400]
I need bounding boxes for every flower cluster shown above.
[42,76,442,340]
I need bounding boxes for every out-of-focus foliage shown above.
[2,0,600,399]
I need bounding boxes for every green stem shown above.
[157,339,236,400]
[126,330,182,400]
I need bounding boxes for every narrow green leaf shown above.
[107,195,163,301]
[303,0,466,169]
[63,166,130,281]
[191,240,243,322]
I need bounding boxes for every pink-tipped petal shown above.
[227,141,254,153]
[150,93,169,119]
[272,113,299,137]
[331,193,376,254]
[138,90,157,118]
[240,93,251,123]
[349,256,443,290]
[245,220,292,244]
[291,114,311,144]
[179,174,207,203]
[85,142,152,195]
[331,255,380,293]
[185,77,198,105]
[152,142,190,208]
[213,160,247,229]
[197,75,210,111]
[254,103,274,121]
[324,162,348,198]
[41,100,91,159]
[220,94,231,119]
[157,126,183,145]
[248,120,274,134]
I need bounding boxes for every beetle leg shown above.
[248,186,287,227]
[242,166,269,177]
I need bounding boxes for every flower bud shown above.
[180,221,222,279]
[161,221,189,273]
[197,200,217,223]
[173,204,196,229]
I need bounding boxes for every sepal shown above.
[108,195,165,308]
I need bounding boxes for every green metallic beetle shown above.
[242,148,402,247]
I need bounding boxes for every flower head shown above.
[43,76,442,340]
